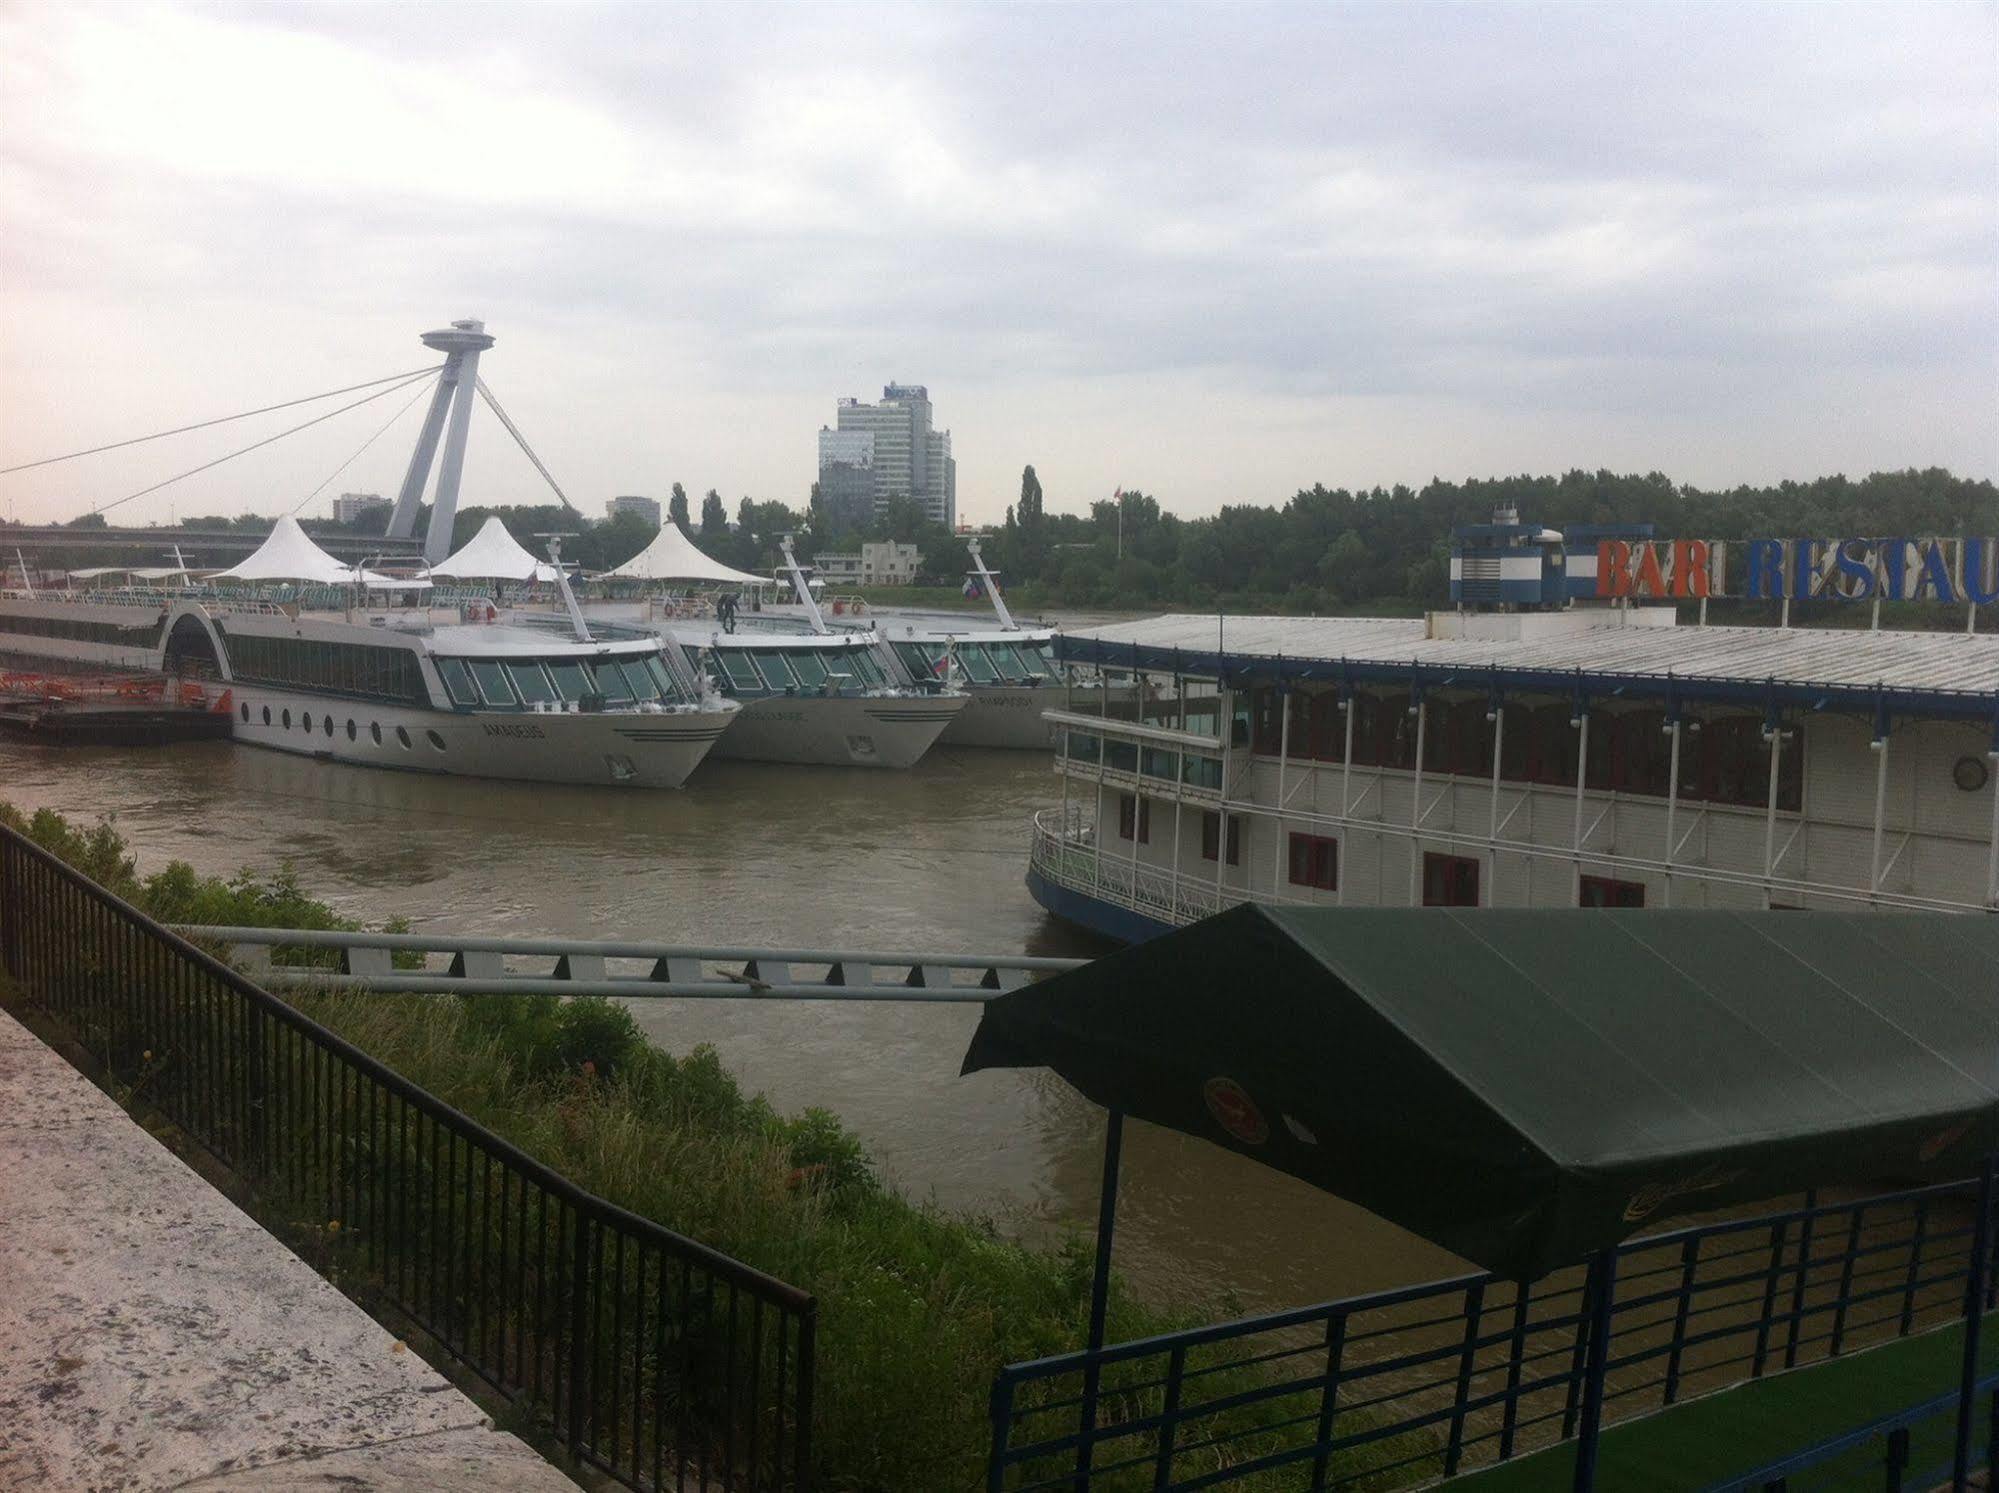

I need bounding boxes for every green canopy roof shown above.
[962,905,1999,1280]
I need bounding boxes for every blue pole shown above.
[1955,1153,1996,1488]
[1075,1108,1125,1490]
[1571,1249,1619,1493]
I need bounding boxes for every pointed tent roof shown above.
[209,516,355,585]
[963,905,1999,1280]
[427,516,560,582]
[600,523,766,586]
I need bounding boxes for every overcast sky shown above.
[2,1,1993,530]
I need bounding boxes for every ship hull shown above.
[708,692,967,768]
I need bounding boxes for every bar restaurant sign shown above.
[1595,537,1999,605]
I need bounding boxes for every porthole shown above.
[301,712,313,733]
[370,721,382,745]
[346,719,357,741]
[426,729,446,751]
[282,709,292,729]
[324,715,334,738]
[1954,755,1990,793]
[262,706,272,726]
[396,726,412,749]
[240,702,250,723]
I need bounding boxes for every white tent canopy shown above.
[600,523,765,586]
[209,516,355,585]
[356,569,434,591]
[427,516,560,583]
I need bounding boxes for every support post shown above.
[1408,694,1427,906]
[1987,749,1999,908]
[1076,1110,1125,1490]
[1870,732,1891,900]
[1663,718,1682,909]
[1487,704,1504,907]
[1572,708,1590,902]
[1273,688,1291,895]
[1761,723,1784,901]
[1571,1249,1620,1493]
[1956,1154,1996,1489]
[1338,695,1355,907]
[385,373,454,539]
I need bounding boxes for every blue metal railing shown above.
[1700,1373,1998,1492]
[988,1182,1994,1491]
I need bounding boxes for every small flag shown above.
[962,576,983,600]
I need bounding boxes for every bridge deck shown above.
[0,1003,573,1491]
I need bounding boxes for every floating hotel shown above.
[1031,512,1999,939]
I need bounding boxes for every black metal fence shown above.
[988,1178,1992,1490]
[0,824,815,1492]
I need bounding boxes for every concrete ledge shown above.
[0,1005,575,1492]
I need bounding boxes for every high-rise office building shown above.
[331,492,391,524]
[818,384,955,529]
[605,494,662,527]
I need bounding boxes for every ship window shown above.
[894,641,940,678]
[544,660,589,701]
[506,662,557,706]
[1201,812,1242,866]
[1019,644,1057,678]
[585,660,633,704]
[754,652,797,689]
[1182,755,1223,790]
[263,706,272,726]
[346,718,356,741]
[426,730,446,751]
[468,660,516,707]
[618,660,661,701]
[323,714,334,738]
[370,721,382,745]
[1065,731,1100,764]
[1422,853,1480,907]
[1141,746,1178,781]
[1288,833,1338,890]
[847,648,886,687]
[987,644,1031,681]
[716,650,762,691]
[956,645,999,684]
[240,702,250,723]
[643,656,682,701]
[301,711,313,732]
[282,709,292,729]
[437,658,479,707]
[1104,739,1139,774]
[396,725,412,748]
[784,650,830,687]
[1117,793,1150,844]
[1580,875,1645,908]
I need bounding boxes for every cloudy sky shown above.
[1,1,1993,530]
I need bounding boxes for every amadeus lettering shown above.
[1597,537,1999,605]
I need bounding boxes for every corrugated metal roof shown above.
[1058,612,1999,716]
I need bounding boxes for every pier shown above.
[0,1004,572,1491]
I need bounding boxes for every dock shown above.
[0,1006,575,1492]
[0,672,234,746]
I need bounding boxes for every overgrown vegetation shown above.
[1,800,1433,1491]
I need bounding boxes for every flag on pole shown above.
[963,576,983,600]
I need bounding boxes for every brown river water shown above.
[0,735,1463,1314]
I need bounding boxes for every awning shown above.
[427,516,560,583]
[208,515,355,585]
[963,905,1999,1280]
[600,523,766,586]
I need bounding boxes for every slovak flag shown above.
[962,576,984,600]
[932,653,951,678]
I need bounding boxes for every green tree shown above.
[668,482,690,534]
[699,489,728,542]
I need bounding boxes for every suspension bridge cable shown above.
[92,368,442,518]
[288,375,440,516]
[474,376,579,514]
[0,364,447,477]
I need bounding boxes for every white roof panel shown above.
[601,524,766,587]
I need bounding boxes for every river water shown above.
[0,735,1463,1314]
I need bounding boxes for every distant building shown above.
[816,429,877,535]
[331,492,390,525]
[819,384,955,530]
[605,494,662,527]
[813,541,922,587]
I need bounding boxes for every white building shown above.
[1030,607,1999,941]
[812,541,921,586]
[605,494,662,527]
[331,492,390,525]
[821,384,955,529]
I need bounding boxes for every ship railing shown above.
[0,825,818,1493]
[989,1178,1993,1490]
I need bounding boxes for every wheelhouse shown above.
[684,638,893,697]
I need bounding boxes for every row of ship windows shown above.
[434,654,684,711]
[223,634,429,705]
[0,615,153,644]
[239,700,446,753]
[1064,734,1228,791]
[695,646,890,694]
[889,641,1057,685]
[1117,795,1650,907]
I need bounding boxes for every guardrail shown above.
[1700,1373,1997,1491]
[0,825,817,1492]
[187,925,1083,1002]
[988,1180,1992,1490]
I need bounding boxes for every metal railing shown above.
[0,824,816,1492]
[988,1180,1991,1490]
[189,924,1082,1002]
[1700,1373,1997,1491]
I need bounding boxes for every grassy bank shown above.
[1,801,1432,1491]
